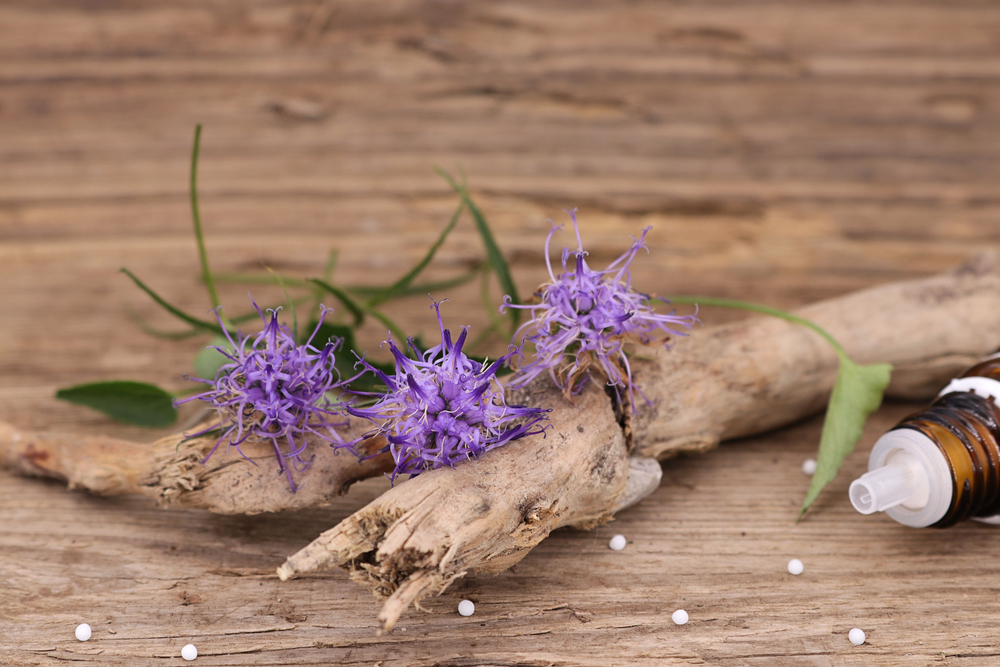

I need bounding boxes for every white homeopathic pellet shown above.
[849,628,866,645]
[181,644,198,661]
[671,609,689,625]
[458,600,475,617]
[74,623,91,642]
[787,558,804,575]
[802,458,817,475]
[609,534,627,551]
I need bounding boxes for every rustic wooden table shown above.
[3,2,1000,665]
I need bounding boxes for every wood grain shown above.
[2,1,1000,664]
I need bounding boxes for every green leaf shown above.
[367,201,464,307]
[193,335,233,380]
[56,381,178,428]
[435,167,521,327]
[120,268,227,335]
[799,356,893,519]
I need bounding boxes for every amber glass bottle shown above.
[850,354,1000,528]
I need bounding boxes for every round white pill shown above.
[181,644,198,661]
[802,458,817,475]
[458,600,475,617]
[74,623,91,642]
[849,628,866,646]
[671,609,689,625]
[787,558,804,575]
[609,534,627,551]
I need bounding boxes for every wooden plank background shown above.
[2,1,1000,665]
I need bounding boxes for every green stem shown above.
[663,295,848,359]
[190,124,225,321]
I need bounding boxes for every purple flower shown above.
[502,209,697,407]
[346,300,549,482]
[177,301,349,491]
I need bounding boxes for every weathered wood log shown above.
[0,418,393,514]
[278,253,1000,632]
[631,250,1000,459]
[277,380,628,632]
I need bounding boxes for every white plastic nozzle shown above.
[849,462,919,514]
[848,429,952,528]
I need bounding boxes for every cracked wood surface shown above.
[3,0,1000,665]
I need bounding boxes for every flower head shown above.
[346,300,549,482]
[177,300,349,491]
[502,209,697,407]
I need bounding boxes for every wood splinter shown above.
[278,252,1000,632]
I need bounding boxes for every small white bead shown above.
[671,609,689,625]
[609,534,627,551]
[802,458,818,475]
[849,628,866,646]
[787,558,804,575]
[181,644,198,661]
[74,623,91,642]
[458,600,475,617]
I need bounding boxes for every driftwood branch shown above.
[631,251,1000,459]
[279,253,1000,631]
[0,418,392,514]
[277,380,629,632]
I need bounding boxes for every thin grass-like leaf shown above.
[346,265,482,298]
[189,124,224,314]
[125,306,202,340]
[120,268,227,335]
[365,308,407,344]
[367,201,464,307]
[435,167,521,328]
[307,278,365,327]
